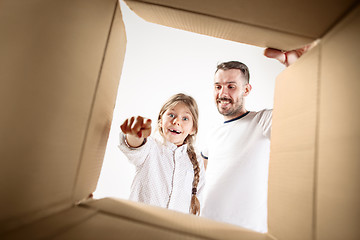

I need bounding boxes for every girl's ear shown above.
[190,127,196,136]
[158,118,164,134]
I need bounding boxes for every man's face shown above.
[214,69,251,120]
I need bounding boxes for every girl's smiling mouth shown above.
[169,128,181,134]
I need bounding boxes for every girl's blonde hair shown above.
[157,93,201,215]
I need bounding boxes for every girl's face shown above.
[160,102,195,146]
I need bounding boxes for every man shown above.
[200,47,312,233]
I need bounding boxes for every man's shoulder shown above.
[252,109,273,137]
[250,109,273,120]
[252,108,273,115]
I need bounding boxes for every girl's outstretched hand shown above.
[120,116,152,147]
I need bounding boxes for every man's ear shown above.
[243,83,252,97]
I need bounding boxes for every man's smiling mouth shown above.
[217,98,232,104]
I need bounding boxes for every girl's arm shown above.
[120,116,152,148]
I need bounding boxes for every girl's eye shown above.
[169,113,175,118]
[183,117,189,121]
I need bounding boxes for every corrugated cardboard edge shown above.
[124,0,315,50]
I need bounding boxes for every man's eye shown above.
[215,85,221,90]
[228,85,235,89]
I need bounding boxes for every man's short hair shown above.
[216,61,250,83]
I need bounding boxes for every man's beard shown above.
[216,97,244,117]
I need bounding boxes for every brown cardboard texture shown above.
[1,0,360,239]
[0,0,126,234]
[268,4,360,240]
[269,45,320,240]
[4,198,266,240]
[124,0,357,50]
[316,5,360,240]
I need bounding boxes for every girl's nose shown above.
[172,118,179,125]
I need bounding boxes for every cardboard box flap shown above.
[2,208,97,240]
[0,0,126,234]
[3,198,267,240]
[317,4,360,239]
[124,0,357,50]
[268,45,320,240]
[268,3,360,240]
[81,198,267,240]
[72,0,127,203]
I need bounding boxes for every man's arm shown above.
[201,156,208,170]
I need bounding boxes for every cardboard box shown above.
[124,0,356,49]
[0,0,126,234]
[269,5,360,240]
[1,0,359,239]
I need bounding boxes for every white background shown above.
[93,0,285,199]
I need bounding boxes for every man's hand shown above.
[264,42,317,67]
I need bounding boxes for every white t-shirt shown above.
[118,133,206,214]
[200,109,272,233]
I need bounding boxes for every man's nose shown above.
[219,87,227,97]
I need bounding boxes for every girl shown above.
[118,93,205,215]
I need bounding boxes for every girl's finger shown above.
[120,119,128,133]
[143,119,152,129]
[128,117,135,130]
[133,116,144,132]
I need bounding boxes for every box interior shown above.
[1,0,359,239]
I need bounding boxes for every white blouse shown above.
[118,133,206,214]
